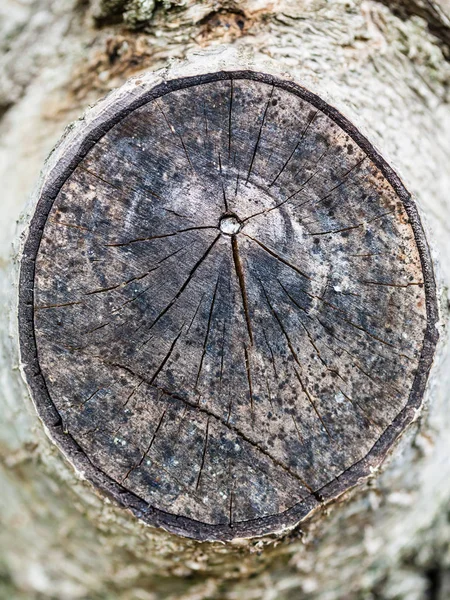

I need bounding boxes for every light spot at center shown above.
[219,215,242,235]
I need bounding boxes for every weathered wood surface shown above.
[19,71,438,541]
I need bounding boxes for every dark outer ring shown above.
[18,70,440,542]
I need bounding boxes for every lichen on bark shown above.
[92,0,156,28]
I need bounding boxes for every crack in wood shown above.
[149,326,185,386]
[315,317,405,401]
[105,226,217,247]
[85,246,186,296]
[250,241,412,361]
[279,282,380,427]
[243,233,311,281]
[186,292,206,335]
[258,279,333,438]
[77,164,164,205]
[91,355,313,492]
[231,235,254,346]
[298,156,367,211]
[139,234,220,337]
[122,407,166,482]
[268,109,320,188]
[245,85,274,185]
[83,246,194,333]
[306,209,395,237]
[244,345,255,412]
[195,417,210,491]
[218,150,229,212]
[195,276,220,388]
[262,328,279,380]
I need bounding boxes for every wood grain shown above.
[19,71,438,541]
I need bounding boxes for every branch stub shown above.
[19,71,439,541]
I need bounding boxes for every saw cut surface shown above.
[20,72,437,540]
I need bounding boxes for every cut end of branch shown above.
[18,71,438,541]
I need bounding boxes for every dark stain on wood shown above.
[18,71,439,541]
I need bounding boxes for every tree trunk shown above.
[1,1,450,599]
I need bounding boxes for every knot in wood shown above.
[19,71,438,541]
[219,214,242,235]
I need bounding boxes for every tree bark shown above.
[1,1,450,599]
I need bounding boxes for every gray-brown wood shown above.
[18,71,438,541]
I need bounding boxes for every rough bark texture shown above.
[1,0,450,599]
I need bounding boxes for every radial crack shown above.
[122,408,167,482]
[78,164,163,203]
[245,86,274,184]
[95,356,314,492]
[195,417,210,491]
[149,326,185,385]
[258,278,332,438]
[105,226,216,248]
[244,345,255,411]
[196,275,220,388]
[269,109,319,187]
[143,234,220,336]
[85,246,185,296]
[231,235,254,345]
[244,234,311,281]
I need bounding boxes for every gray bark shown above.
[1,1,450,599]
